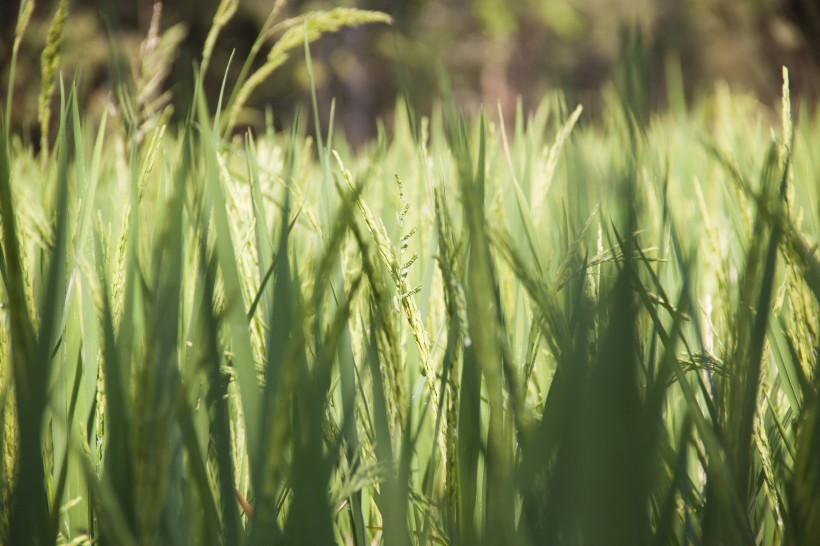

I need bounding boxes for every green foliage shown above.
[3,2,820,546]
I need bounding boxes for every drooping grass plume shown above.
[226,8,392,131]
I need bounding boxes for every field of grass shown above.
[3,1,820,545]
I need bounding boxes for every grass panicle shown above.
[38,0,68,156]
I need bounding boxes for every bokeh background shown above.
[1,0,819,146]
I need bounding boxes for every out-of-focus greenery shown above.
[1,0,818,145]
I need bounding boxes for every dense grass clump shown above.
[3,2,820,545]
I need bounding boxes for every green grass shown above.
[2,2,820,545]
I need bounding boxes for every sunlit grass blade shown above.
[48,349,83,543]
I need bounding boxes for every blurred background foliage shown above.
[1,0,818,146]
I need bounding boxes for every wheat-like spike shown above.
[38,0,68,157]
[753,393,785,529]
[390,172,445,463]
[401,254,418,276]
[135,3,164,109]
[333,151,436,426]
[781,66,794,213]
[348,217,407,430]
[137,124,167,201]
[781,66,792,157]
[134,3,187,143]
[395,173,419,281]
[333,151,395,273]
[111,204,130,330]
[399,286,422,300]
[401,228,417,244]
[396,172,410,227]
